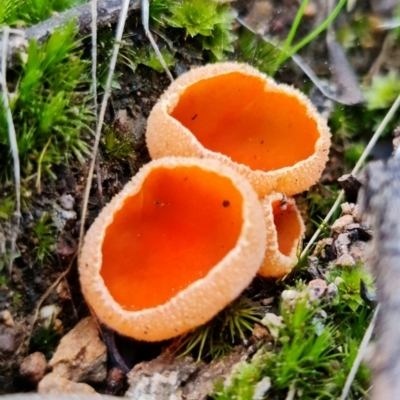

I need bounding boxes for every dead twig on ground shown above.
[78,0,131,255]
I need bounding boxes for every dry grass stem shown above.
[339,305,379,400]
[1,27,21,275]
[78,0,131,255]
[142,0,174,82]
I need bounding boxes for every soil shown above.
[0,0,399,396]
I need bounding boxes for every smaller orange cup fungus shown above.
[258,193,305,278]
[146,62,331,198]
[79,157,267,341]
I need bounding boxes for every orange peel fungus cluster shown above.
[79,62,331,341]
[79,157,266,341]
[146,62,330,278]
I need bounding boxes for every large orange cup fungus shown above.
[259,193,305,278]
[79,157,267,341]
[146,62,331,198]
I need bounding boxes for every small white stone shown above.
[1,310,14,327]
[39,305,61,329]
[341,202,355,215]
[261,313,283,340]
[253,376,271,400]
[58,194,75,211]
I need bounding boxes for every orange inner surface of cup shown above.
[101,166,244,311]
[170,72,319,172]
[272,201,302,256]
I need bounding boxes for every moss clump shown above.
[0,21,92,185]
[175,296,263,362]
[213,280,372,400]
[150,0,237,61]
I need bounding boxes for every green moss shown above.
[213,286,372,399]
[175,296,263,362]
[101,124,138,165]
[326,263,374,313]
[236,30,282,76]
[0,21,92,184]
[150,0,237,61]
[32,212,56,265]
[30,318,61,358]
[363,70,400,110]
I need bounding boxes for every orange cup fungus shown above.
[79,157,266,341]
[259,193,305,278]
[146,62,331,198]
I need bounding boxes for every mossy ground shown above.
[0,0,398,396]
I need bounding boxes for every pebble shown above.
[252,323,270,340]
[335,253,356,266]
[281,289,298,303]
[39,304,62,329]
[105,367,126,396]
[326,283,339,302]
[58,194,75,211]
[38,372,98,394]
[56,280,71,301]
[260,297,274,306]
[19,352,47,386]
[49,316,107,383]
[307,279,328,302]
[341,202,355,215]
[1,309,14,327]
[349,241,368,262]
[253,376,271,400]
[0,330,16,355]
[52,203,77,231]
[331,215,354,234]
[261,313,283,340]
[352,204,362,222]
[335,233,351,256]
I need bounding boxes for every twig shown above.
[236,18,358,106]
[1,27,21,276]
[339,305,379,400]
[90,0,104,207]
[365,33,394,83]
[0,0,141,68]
[78,0,131,255]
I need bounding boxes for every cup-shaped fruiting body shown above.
[146,62,331,197]
[259,193,305,278]
[79,157,266,342]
